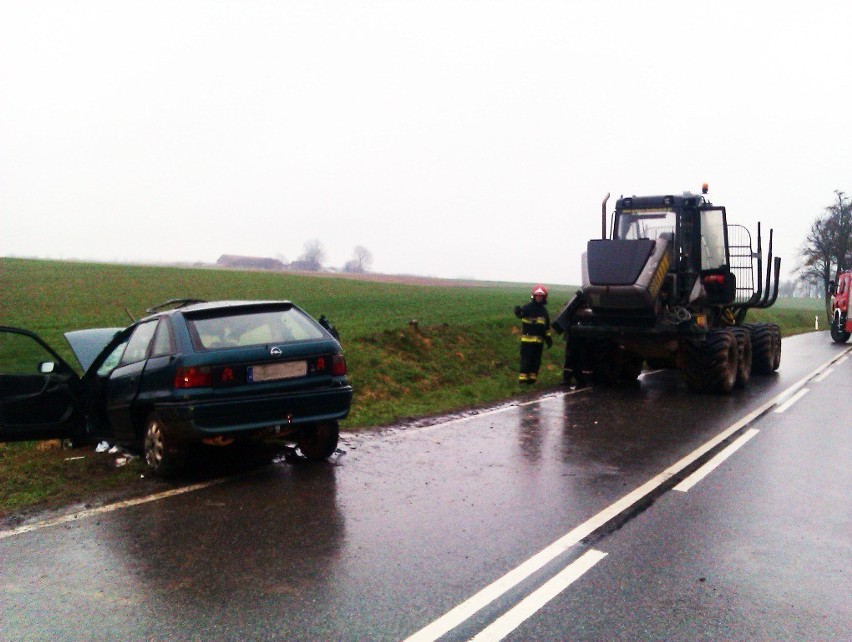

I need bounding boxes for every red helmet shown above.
[531,285,548,301]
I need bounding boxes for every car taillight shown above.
[174,366,212,388]
[331,353,347,376]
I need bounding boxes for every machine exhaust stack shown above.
[766,256,782,307]
[758,229,775,308]
[748,222,764,307]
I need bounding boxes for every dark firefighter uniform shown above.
[514,285,552,383]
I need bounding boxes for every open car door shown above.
[0,326,83,442]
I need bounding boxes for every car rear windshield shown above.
[187,308,326,350]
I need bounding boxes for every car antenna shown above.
[124,307,136,323]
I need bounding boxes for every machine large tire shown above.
[590,340,620,385]
[830,315,851,344]
[681,329,738,394]
[746,323,777,375]
[646,357,677,370]
[298,421,339,460]
[731,327,753,389]
[618,352,644,382]
[707,329,738,394]
[770,323,782,371]
[143,412,186,478]
[681,340,706,392]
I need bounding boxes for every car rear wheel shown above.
[144,412,185,477]
[298,421,339,461]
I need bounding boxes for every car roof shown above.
[143,300,296,321]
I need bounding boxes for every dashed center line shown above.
[774,388,810,413]
[468,549,608,642]
[813,368,834,383]
[674,428,760,492]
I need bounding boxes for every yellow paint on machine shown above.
[648,251,670,300]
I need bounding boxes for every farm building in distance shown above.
[216,255,287,271]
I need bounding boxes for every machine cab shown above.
[597,194,734,305]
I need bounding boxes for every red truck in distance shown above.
[830,270,852,343]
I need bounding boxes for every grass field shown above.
[0,257,825,517]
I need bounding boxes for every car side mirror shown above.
[39,361,56,374]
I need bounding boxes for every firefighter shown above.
[514,285,552,384]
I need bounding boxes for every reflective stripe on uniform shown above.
[521,336,544,343]
[522,317,549,324]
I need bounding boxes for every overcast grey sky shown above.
[2,1,850,286]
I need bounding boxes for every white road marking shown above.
[674,429,760,492]
[0,478,228,541]
[403,348,850,642]
[812,368,834,383]
[774,388,810,413]
[468,549,608,642]
[837,355,848,365]
[399,395,565,436]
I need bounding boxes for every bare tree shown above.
[799,191,852,319]
[343,245,373,273]
[298,239,325,271]
[778,280,797,298]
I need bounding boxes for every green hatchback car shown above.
[0,300,352,476]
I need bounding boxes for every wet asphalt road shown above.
[1,332,849,641]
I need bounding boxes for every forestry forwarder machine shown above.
[553,185,782,394]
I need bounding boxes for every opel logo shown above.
[270,346,282,356]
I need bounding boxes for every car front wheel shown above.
[144,413,185,477]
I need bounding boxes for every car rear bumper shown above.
[155,385,353,441]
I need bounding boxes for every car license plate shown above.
[248,360,307,382]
